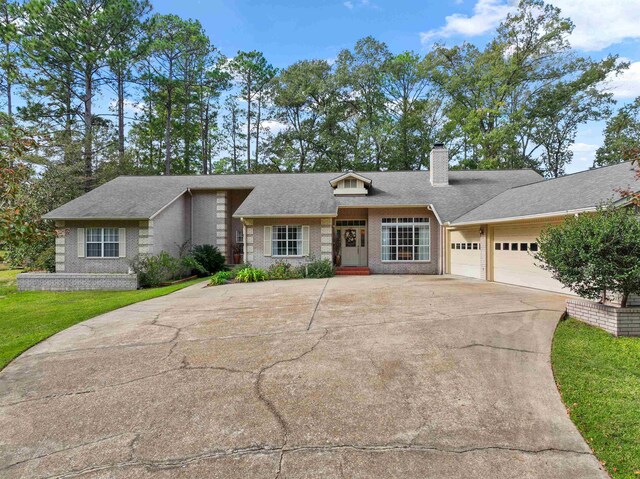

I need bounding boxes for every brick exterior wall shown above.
[191,191,216,247]
[249,217,326,269]
[153,193,191,257]
[17,273,138,291]
[567,298,640,337]
[62,220,139,274]
[367,207,441,274]
[429,146,449,186]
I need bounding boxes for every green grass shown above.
[552,318,640,479]
[0,272,206,370]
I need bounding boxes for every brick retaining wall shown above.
[17,273,138,291]
[566,298,640,337]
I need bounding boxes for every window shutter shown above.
[119,228,126,257]
[302,225,310,256]
[264,226,272,257]
[77,228,85,258]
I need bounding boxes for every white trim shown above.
[449,207,597,227]
[149,191,187,220]
[380,217,431,263]
[329,172,372,187]
[118,228,126,257]
[302,225,310,256]
[271,224,304,257]
[77,228,85,258]
[234,213,337,219]
[84,227,121,259]
[263,226,272,257]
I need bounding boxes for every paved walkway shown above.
[0,276,606,478]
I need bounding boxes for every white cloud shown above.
[108,98,144,114]
[570,142,598,166]
[606,60,640,100]
[420,0,516,44]
[420,0,640,52]
[343,0,378,10]
[261,120,288,134]
[571,142,599,153]
[552,0,640,51]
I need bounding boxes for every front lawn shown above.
[552,318,640,479]
[0,273,206,370]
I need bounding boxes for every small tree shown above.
[535,207,640,307]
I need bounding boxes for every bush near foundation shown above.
[535,207,640,306]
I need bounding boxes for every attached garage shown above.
[448,228,483,279]
[489,223,567,293]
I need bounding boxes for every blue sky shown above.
[152,0,640,173]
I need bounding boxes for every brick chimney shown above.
[430,143,449,187]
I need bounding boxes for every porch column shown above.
[320,218,333,261]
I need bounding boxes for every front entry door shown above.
[341,223,367,266]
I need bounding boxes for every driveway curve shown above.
[0,275,606,478]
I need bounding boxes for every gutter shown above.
[186,188,193,245]
[446,207,597,227]
[149,190,190,220]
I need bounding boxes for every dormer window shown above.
[330,172,372,196]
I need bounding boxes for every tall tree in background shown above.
[272,60,331,172]
[222,95,245,173]
[23,0,151,190]
[595,97,640,167]
[106,0,150,168]
[142,14,209,175]
[197,60,231,174]
[382,51,446,170]
[429,0,622,173]
[229,51,276,171]
[0,0,21,117]
[335,37,391,170]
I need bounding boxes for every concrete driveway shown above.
[0,276,606,478]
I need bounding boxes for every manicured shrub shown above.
[234,266,268,283]
[190,244,226,275]
[267,260,303,280]
[304,258,334,278]
[129,251,180,288]
[535,206,640,306]
[181,254,207,276]
[209,270,233,286]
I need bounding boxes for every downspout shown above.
[440,225,445,275]
[187,188,193,247]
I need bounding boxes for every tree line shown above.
[0,0,635,204]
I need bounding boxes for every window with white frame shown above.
[272,225,302,256]
[86,227,119,258]
[342,178,358,188]
[381,217,430,262]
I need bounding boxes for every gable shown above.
[330,172,372,196]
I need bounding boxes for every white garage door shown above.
[449,229,483,279]
[492,224,567,293]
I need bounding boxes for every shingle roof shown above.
[43,169,543,223]
[452,161,638,225]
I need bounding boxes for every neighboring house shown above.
[20,145,637,293]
